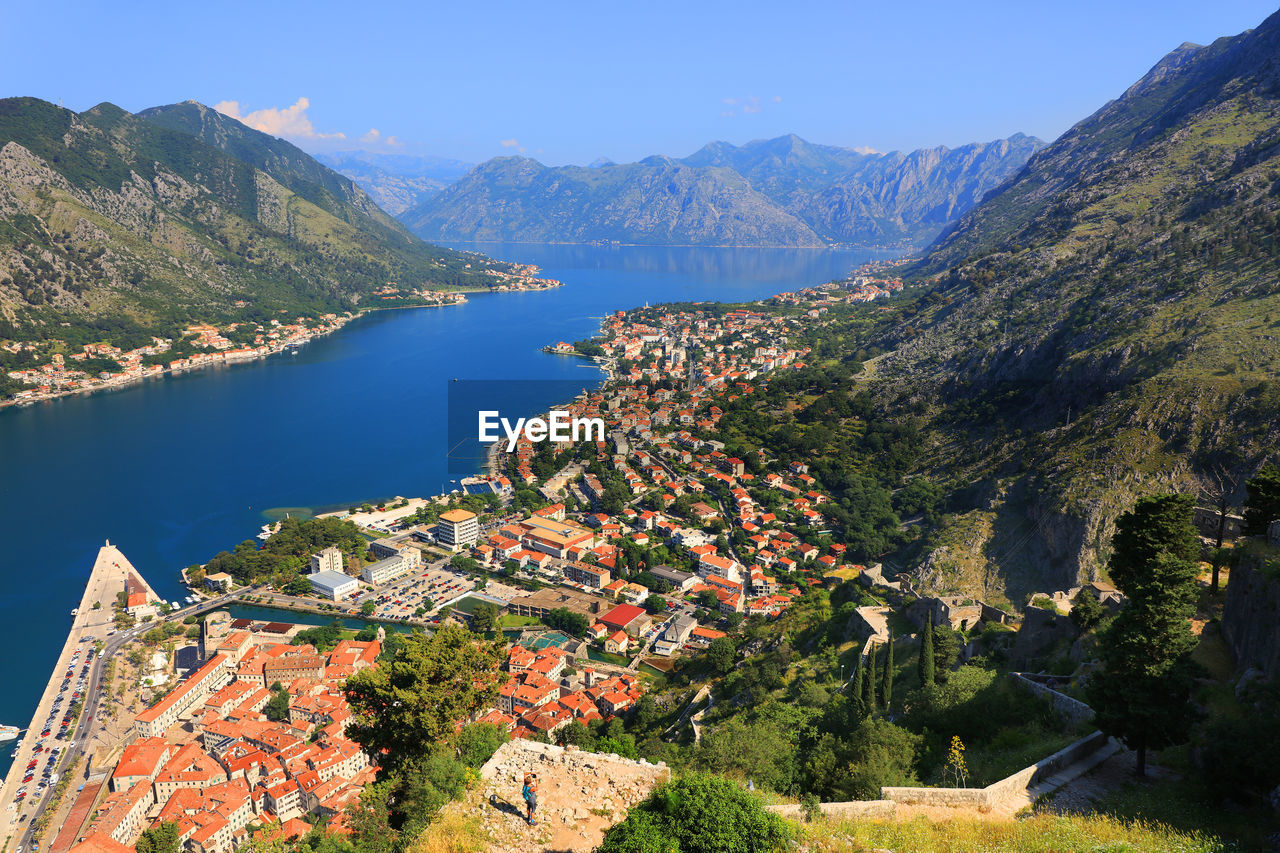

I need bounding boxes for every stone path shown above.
[459,740,669,853]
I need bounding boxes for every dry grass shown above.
[799,813,1229,852]
[407,809,490,853]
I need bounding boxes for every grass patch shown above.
[405,808,488,853]
[1191,622,1235,683]
[1094,774,1274,851]
[802,812,1231,852]
[495,614,540,629]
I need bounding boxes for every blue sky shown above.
[3,1,1277,165]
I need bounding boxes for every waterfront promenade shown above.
[0,543,156,845]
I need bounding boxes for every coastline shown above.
[0,279,567,414]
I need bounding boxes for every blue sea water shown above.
[0,242,897,772]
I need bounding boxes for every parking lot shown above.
[12,637,94,812]
[357,561,477,621]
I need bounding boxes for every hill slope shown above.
[0,98,514,347]
[869,12,1280,596]
[402,134,1043,248]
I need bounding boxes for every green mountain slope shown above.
[402,134,1043,248]
[869,12,1280,598]
[0,98,516,346]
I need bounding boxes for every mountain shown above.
[865,12,1280,598]
[404,154,827,247]
[315,150,473,216]
[401,134,1043,247]
[0,98,514,346]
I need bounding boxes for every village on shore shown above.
[1,263,562,409]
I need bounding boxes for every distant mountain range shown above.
[314,151,473,216]
[388,134,1044,248]
[0,99,514,346]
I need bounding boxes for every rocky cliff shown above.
[1223,552,1280,680]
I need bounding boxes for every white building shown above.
[654,614,697,656]
[436,509,479,550]
[361,553,415,585]
[310,570,359,601]
[310,546,344,575]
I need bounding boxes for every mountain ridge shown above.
[399,133,1044,248]
[0,97,522,352]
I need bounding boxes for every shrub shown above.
[598,773,789,853]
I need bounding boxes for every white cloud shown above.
[361,128,383,144]
[500,138,520,148]
[213,97,345,141]
[720,95,781,118]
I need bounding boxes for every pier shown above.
[0,543,160,847]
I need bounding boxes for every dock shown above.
[0,543,160,846]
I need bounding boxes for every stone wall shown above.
[1223,555,1280,680]
[880,730,1110,811]
[1193,506,1244,540]
[1011,672,1095,727]
[766,799,897,820]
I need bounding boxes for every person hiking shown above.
[522,771,539,825]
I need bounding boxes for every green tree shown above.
[1107,494,1199,597]
[644,593,667,613]
[136,821,181,853]
[1088,495,1202,777]
[542,606,590,637]
[345,779,399,853]
[284,575,313,596]
[862,643,876,712]
[450,554,479,573]
[706,636,735,675]
[454,721,509,768]
[880,634,894,710]
[1243,464,1280,536]
[597,773,788,853]
[265,689,291,723]
[918,613,935,689]
[469,601,499,633]
[1069,588,1105,631]
[344,626,504,774]
[849,650,866,719]
[360,600,376,616]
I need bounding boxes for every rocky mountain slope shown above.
[401,134,1043,248]
[870,11,1280,598]
[316,150,472,215]
[0,98,513,346]
[415,740,668,853]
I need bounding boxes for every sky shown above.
[2,1,1278,166]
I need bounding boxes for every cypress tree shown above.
[881,633,894,710]
[1088,494,1202,777]
[919,614,935,689]
[863,643,877,712]
[849,649,866,720]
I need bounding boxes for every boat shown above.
[0,725,21,743]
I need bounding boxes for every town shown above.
[8,265,1279,853]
